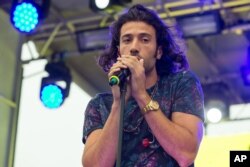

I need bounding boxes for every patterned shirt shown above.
[83,71,205,167]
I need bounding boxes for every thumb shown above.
[139,58,144,65]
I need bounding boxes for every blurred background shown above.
[0,0,250,166]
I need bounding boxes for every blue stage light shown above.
[241,46,250,86]
[40,60,71,109]
[40,84,64,109]
[12,2,39,33]
[241,66,250,86]
[10,0,50,33]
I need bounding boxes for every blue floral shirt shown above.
[83,71,204,167]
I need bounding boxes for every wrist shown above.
[112,100,120,109]
[134,91,151,110]
[141,99,160,114]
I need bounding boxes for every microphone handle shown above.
[109,69,130,86]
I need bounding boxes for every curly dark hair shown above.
[98,4,189,76]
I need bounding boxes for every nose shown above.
[130,49,139,56]
[130,39,140,56]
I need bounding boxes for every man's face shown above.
[119,21,162,74]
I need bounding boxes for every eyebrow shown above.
[121,33,152,39]
[121,34,131,39]
[139,33,152,37]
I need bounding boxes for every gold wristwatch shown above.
[142,100,159,114]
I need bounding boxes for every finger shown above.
[118,55,140,63]
[120,54,142,61]
[117,58,139,70]
[112,61,128,69]
[108,67,121,77]
[139,58,144,65]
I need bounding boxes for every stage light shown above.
[76,27,110,52]
[241,46,250,86]
[176,12,223,38]
[205,98,229,123]
[206,108,222,123]
[203,82,230,123]
[40,61,71,109]
[241,66,250,86]
[89,0,131,12]
[10,0,50,33]
[94,0,110,9]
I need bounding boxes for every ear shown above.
[156,46,162,59]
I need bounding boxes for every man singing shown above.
[82,4,204,167]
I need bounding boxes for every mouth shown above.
[132,54,143,60]
[129,52,142,60]
[135,55,143,60]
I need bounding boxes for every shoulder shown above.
[162,70,201,85]
[89,92,113,103]
[160,71,203,95]
[173,70,200,80]
[88,92,113,107]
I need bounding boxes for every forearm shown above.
[83,102,121,167]
[144,111,201,166]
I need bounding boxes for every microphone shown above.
[109,69,130,86]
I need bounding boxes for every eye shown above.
[122,37,131,44]
[124,38,131,43]
[142,37,150,43]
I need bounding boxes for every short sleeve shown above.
[171,71,205,122]
[82,97,103,144]
[82,93,113,144]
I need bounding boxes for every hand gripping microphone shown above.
[109,69,131,86]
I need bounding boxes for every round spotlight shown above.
[40,84,64,109]
[11,2,39,33]
[40,61,72,109]
[95,0,110,9]
[90,0,131,12]
[206,108,223,123]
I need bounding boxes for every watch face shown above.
[152,100,159,110]
[143,100,159,113]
